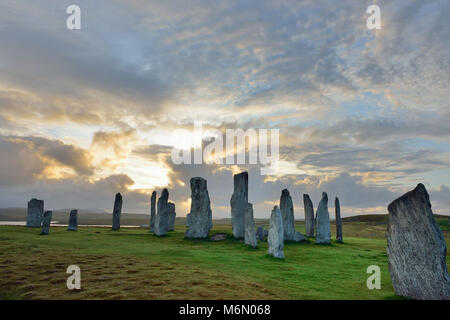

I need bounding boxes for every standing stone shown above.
[26,198,44,228]
[244,203,257,248]
[41,211,52,235]
[315,192,331,244]
[303,194,315,237]
[67,210,78,231]
[293,232,306,242]
[256,226,265,241]
[149,191,156,232]
[268,206,284,259]
[154,189,169,236]
[335,197,343,243]
[112,193,122,231]
[230,172,248,239]
[167,202,176,231]
[387,184,450,300]
[185,177,212,239]
[280,189,296,241]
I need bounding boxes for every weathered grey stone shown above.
[256,226,265,241]
[387,183,450,300]
[230,171,248,239]
[41,211,52,235]
[26,198,44,228]
[112,193,122,231]
[154,188,169,236]
[335,197,343,242]
[211,233,227,241]
[167,202,176,231]
[268,206,284,259]
[149,191,156,232]
[280,189,296,241]
[185,177,212,239]
[303,194,314,237]
[315,192,331,244]
[244,203,257,248]
[67,210,78,231]
[293,232,306,242]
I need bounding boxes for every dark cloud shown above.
[0,174,147,214]
[0,137,47,186]
[21,136,94,175]
[0,135,94,187]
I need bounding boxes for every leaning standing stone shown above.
[154,189,169,236]
[335,197,343,243]
[244,203,257,248]
[387,183,450,300]
[26,198,44,228]
[67,210,78,231]
[150,191,156,232]
[185,177,213,239]
[230,172,248,239]
[280,189,296,241]
[303,194,314,237]
[41,211,52,235]
[293,231,306,242]
[315,192,331,244]
[167,202,176,231]
[268,206,284,259]
[112,193,122,231]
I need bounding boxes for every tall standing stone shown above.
[335,197,343,243]
[244,203,257,248]
[185,177,212,239]
[112,193,122,231]
[230,172,248,239]
[387,184,450,300]
[268,206,284,259]
[154,188,170,236]
[256,226,265,241]
[41,211,52,235]
[167,202,176,231]
[303,194,315,237]
[315,192,331,244]
[67,210,78,231]
[26,198,44,228]
[149,191,156,232]
[280,189,296,241]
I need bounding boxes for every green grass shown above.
[0,220,448,300]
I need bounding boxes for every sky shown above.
[0,0,449,218]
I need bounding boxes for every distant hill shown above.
[0,208,447,227]
[342,213,449,224]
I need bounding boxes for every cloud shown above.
[0,0,448,217]
[0,137,47,186]
[0,135,94,186]
[431,185,450,210]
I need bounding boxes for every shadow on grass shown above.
[264,254,285,262]
[284,239,312,246]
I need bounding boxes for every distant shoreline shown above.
[1,208,448,227]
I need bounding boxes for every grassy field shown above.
[0,217,449,300]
